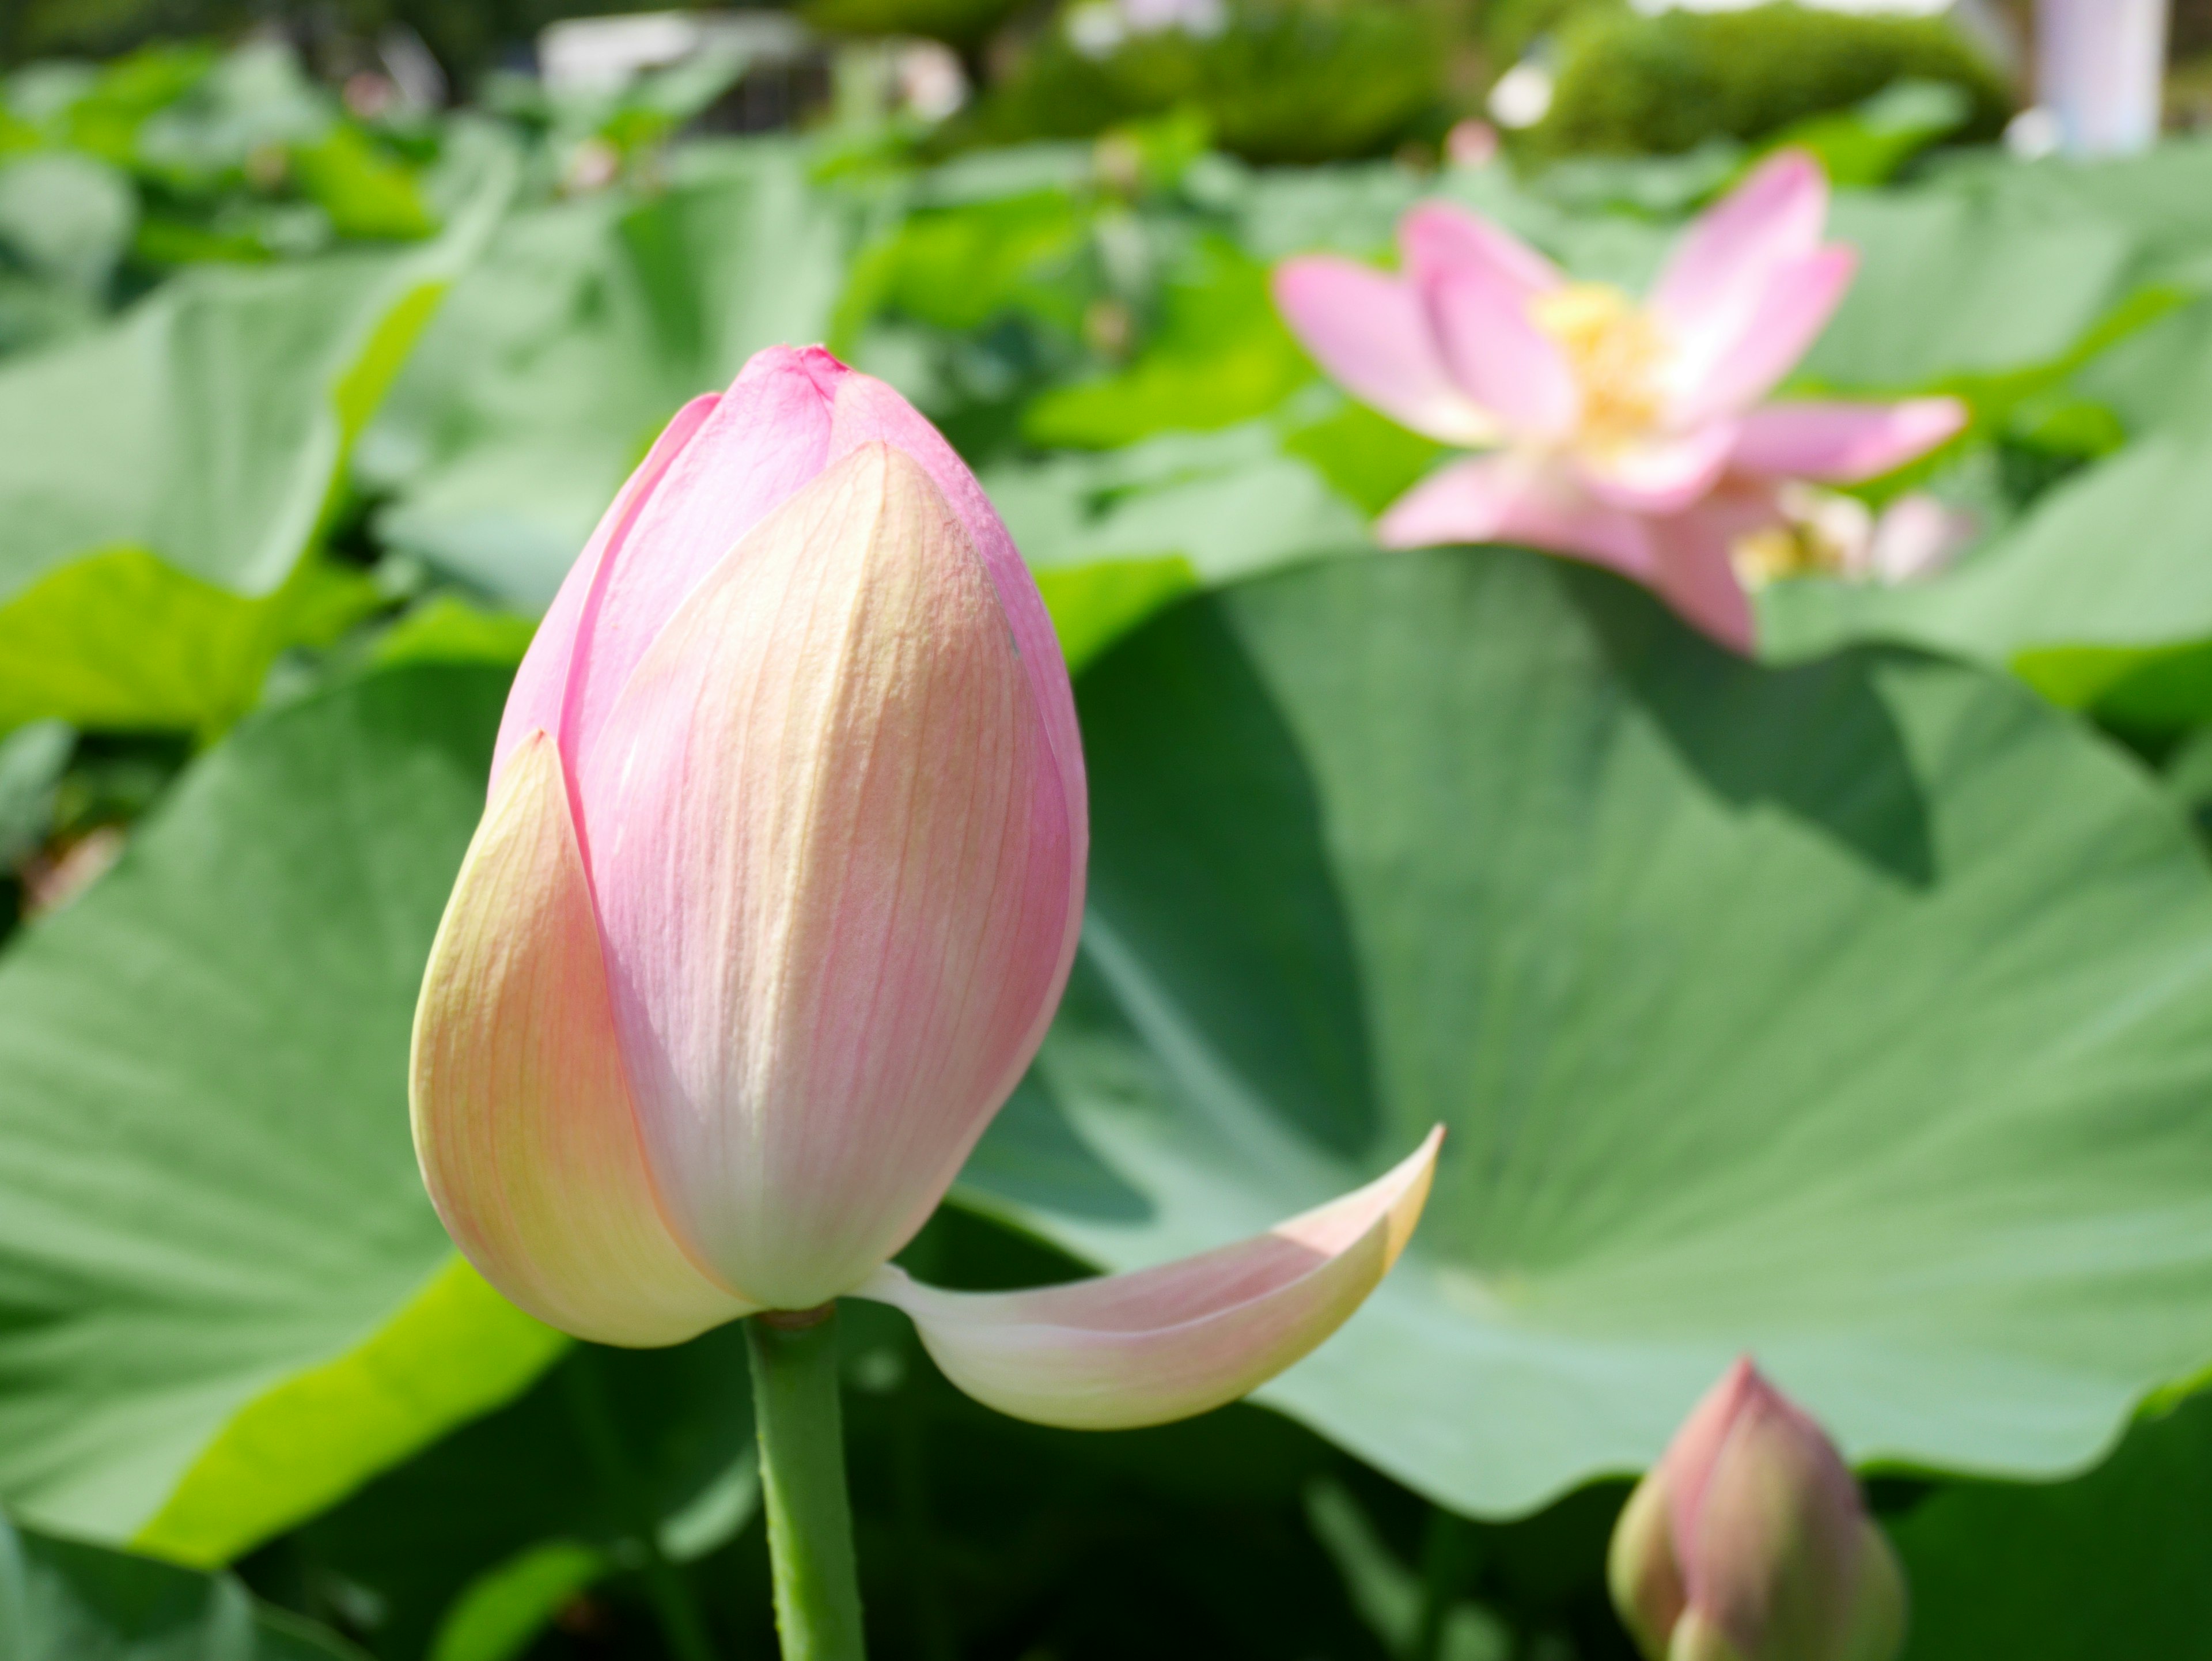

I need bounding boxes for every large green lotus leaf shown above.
[957,546,2212,1518]
[1,1512,362,1659]
[1800,187,2134,392]
[366,140,858,611]
[0,247,445,604]
[0,663,561,1560]
[1893,1391,2212,1659]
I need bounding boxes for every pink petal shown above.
[1378,454,1657,580]
[411,731,759,1346]
[1399,199,1562,302]
[857,1129,1443,1429]
[499,347,1086,941]
[1425,263,1581,440]
[1650,149,1829,355]
[1576,421,1739,516]
[1865,493,1977,584]
[491,392,720,794]
[1731,398,1968,484]
[1673,247,1859,426]
[577,445,1081,1311]
[1647,495,1766,653]
[1681,1375,1870,1656]
[1271,257,1497,445]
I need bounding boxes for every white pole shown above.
[2036,0,2171,156]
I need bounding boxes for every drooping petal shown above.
[1730,399,1968,484]
[1272,256,1498,445]
[491,392,719,793]
[1576,421,1739,516]
[1647,490,1771,653]
[1399,199,1563,302]
[411,731,757,1346]
[577,444,1080,1311]
[1425,262,1581,439]
[1378,454,1657,580]
[858,1130,1442,1429]
[1650,149,1829,355]
[1672,247,1859,426]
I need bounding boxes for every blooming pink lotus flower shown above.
[1272,152,1968,650]
[411,345,1439,1428]
[1609,1359,1907,1661]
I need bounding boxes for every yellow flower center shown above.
[1528,283,1669,451]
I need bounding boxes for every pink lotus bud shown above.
[1609,1360,1906,1661]
[412,346,1441,1422]
[412,346,1088,1334]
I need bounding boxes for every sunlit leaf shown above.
[0,663,555,1557]
[959,546,2212,1516]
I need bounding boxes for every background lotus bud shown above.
[414,345,1441,1421]
[1609,1359,1906,1661]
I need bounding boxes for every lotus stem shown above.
[748,1306,867,1661]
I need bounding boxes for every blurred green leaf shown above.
[0,1511,363,1659]
[0,663,559,1558]
[366,141,858,611]
[1024,236,1311,448]
[1801,188,2135,394]
[1892,1393,2212,1659]
[0,551,379,738]
[0,720,72,867]
[297,1332,757,1661]
[986,422,1368,585]
[366,596,536,672]
[426,1540,607,1661]
[959,546,2212,1517]
[1755,78,1971,190]
[0,150,135,298]
[1037,555,1200,673]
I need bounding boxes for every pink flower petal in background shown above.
[1271,257,1497,445]
[412,731,759,1346]
[857,1129,1442,1429]
[1378,454,1656,581]
[578,444,1078,1312]
[1673,246,1859,425]
[1399,200,1561,301]
[1426,264,1581,440]
[1732,398,1968,483]
[1577,421,1741,516]
[1649,150,1829,357]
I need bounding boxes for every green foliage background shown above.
[6,10,2212,1661]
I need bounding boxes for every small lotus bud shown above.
[1609,1359,1906,1661]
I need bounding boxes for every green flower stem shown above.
[747,1307,867,1661]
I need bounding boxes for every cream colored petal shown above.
[411,730,758,1345]
[857,1129,1442,1430]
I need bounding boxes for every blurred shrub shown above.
[1527,3,2012,161]
[959,0,1449,164]
[802,0,1025,50]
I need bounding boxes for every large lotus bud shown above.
[1609,1359,1906,1661]
[412,346,1086,1333]
[411,346,1438,1428]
